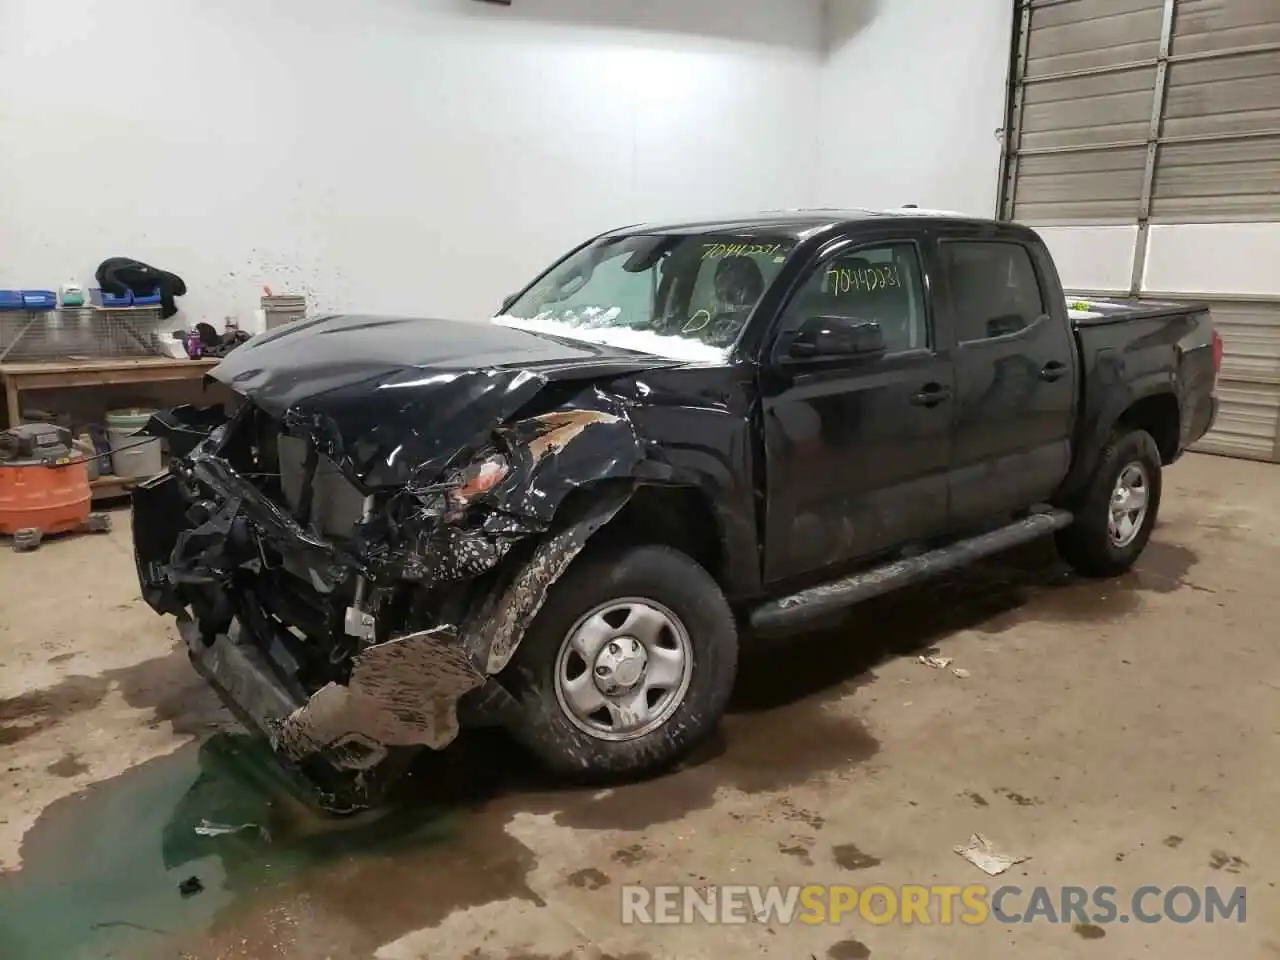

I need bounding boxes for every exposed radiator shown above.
[277,435,367,538]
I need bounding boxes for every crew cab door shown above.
[935,231,1076,524]
[760,233,952,584]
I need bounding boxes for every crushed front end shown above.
[133,396,641,812]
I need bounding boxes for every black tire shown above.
[1055,427,1162,578]
[504,543,739,781]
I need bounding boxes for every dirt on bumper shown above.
[179,618,487,810]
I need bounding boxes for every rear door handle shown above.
[910,382,951,407]
[1039,360,1068,382]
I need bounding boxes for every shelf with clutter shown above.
[0,267,309,503]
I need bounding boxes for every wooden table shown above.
[0,357,220,499]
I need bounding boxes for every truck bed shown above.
[1061,295,1218,501]
[1066,295,1212,327]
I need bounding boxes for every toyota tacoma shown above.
[132,209,1220,810]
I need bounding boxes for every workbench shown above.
[0,357,220,500]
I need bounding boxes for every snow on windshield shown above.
[493,311,728,364]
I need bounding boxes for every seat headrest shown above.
[714,256,766,308]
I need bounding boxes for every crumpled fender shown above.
[488,396,647,523]
[373,390,649,588]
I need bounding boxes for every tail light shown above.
[1212,329,1224,380]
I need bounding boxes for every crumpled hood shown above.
[207,314,675,487]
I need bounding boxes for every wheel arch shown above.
[588,482,727,583]
[1115,392,1180,464]
[465,477,732,679]
[1059,385,1179,504]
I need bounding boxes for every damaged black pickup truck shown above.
[133,210,1220,810]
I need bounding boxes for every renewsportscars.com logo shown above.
[620,884,1247,927]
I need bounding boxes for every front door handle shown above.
[1039,360,1068,382]
[910,382,952,407]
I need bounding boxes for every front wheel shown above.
[504,544,739,781]
[1055,427,1163,577]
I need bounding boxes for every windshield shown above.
[494,233,797,362]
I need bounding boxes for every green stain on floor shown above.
[0,734,457,960]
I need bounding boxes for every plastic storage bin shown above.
[91,288,134,307]
[0,291,24,311]
[262,294,308,330]
[20,290,57,310]
[131,288,162,305]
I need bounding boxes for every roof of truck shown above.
[610,207,999,240]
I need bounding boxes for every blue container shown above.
[92,288,133,307]
[20,290,57,310]
[0,290,25,311]
[131,288,162,306]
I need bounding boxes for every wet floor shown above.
[0,701,878,957]
[2,456,1277,958]
[0,534,1211,959]
[0,734,464,959]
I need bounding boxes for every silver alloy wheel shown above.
[1108,461,1150,548]
[553,597,694,742]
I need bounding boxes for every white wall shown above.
[1144,224,1280,297]
[819,0,1013,217]
[1035,225,1139,294]
[0,0,824,328]
[1033,222,1280,298]
[0,0,1015,330]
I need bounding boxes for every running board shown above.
[749,508,1074,634]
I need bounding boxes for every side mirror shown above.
[788,315,886,360]
[498,293,518,314]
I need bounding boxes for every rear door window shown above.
[942,241,1046,342]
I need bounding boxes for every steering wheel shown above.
[681,310,713,336]
[705,309,749,347]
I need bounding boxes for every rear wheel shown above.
[504,544,738,780]
[1055,427,1162,577]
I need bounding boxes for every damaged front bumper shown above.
[171,613,489,810]
[132,402,638,811]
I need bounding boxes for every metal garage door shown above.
[999,0,1280,462]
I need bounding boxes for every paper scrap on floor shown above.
[954,833,1029,876]
[195,819,271,841]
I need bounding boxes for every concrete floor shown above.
[1,452,1278,959]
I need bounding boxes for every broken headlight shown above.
[446,453,510,509]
